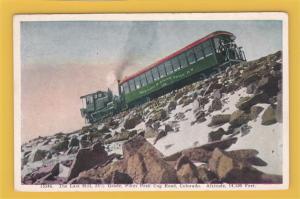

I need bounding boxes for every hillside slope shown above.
[21,51,284,184]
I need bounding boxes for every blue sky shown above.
[20,20,282,142]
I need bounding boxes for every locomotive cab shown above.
[80,89,115,123]
[213,33,246,64]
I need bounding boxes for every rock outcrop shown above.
[67,142,109,181]
[122,136,178,183]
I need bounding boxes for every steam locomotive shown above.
[80,31,246,124]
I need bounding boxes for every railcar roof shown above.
[119,31,234,84]
[80,90,107,99]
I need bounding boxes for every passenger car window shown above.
[204,47,213,56]
[140,74,148,87]
[171,57,180,71]
[151,67,160,81]
[134,76,141,89]
[129,79,136,91]
[178,53,188,68]
[123,82,130,94]
[187,49,196,65]
[158,64,166,78]
[165,60,173,75]
[194,45,204,61]
[146,70,154,83]
[203,40,213,57]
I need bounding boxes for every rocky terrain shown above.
[21,51,284,185]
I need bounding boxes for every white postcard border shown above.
[13,12,289,192]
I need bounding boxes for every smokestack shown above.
[117,80,122,96]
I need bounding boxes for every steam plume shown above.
[115,22,158,81]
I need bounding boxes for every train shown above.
[80,31,246,124]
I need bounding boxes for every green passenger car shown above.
[119,31,246,107]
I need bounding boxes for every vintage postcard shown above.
[14,13,289,191]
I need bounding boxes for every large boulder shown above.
[250,106,264,120]
[69,159,127,184]
[175,155,200,183]
[256,76,280,97]
[197,166,218,183]
[227,149,258,160]
[80,134,88,141]
[193,109,206,123]
[246,82,258,94]
[98,124,111,134]
[203,80,222,96]
[208,128,226,142]
[88,131,104,144]
[227,149,267,166]
[242,73,260,87]
[195,97,209,108]
[182,148,212,163]
[182,97,194,107]
[106,118,120,129]
[223,83,239,94]
[144,126,158,138]
[79,139,91,149]
[229,110,250,127]
[65,146,79,155]
[164,139,237,163]
[42,138,51,146]
[167,100,177,112]
[23,163,60,184]
[68,137,79,148]
[125,153,148,183]
[124,113,142,129]
[122,136,178,183]
[103,134,112,140]
[236,93,269,111]
[153,130,167,144]
[54,132,65,139]
[178,95,189,105]
[199,137,238,151]
[208,98,222,112]
[212,89,222,100]
[261,105,277,125]
[208,148,251,181]
[67,142,109,181]
[174,112,186,121]
[152,121,161,130]
[208,148,280,183]
[107,171,133,184]
[61,160,73,167]
[175,90,184,100]
[51,140,69,152]
[28,149,48,162]
[208,114,231,126]
[164,124,174,133]
[152,109,168,122]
